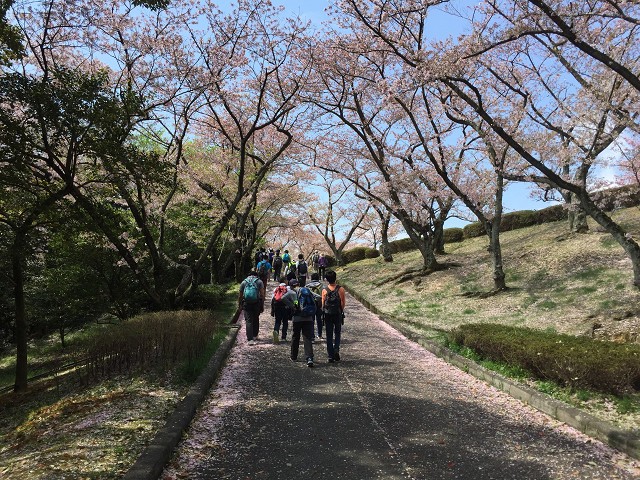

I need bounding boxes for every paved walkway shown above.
[162,293,640,480]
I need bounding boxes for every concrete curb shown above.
[345,286,640,461]
[123,321,241,480]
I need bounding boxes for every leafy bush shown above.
[365,248,381,259]
[462,222,486,239]
[80,310,223,380]
[182,283,229,310]
[462,205,568,239]
[342,246,380,264]
[388,237,416,254]
[449,323,640,395]
[443,228,464,244]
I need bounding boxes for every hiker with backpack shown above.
[239,270,265,345]
[272,250,283,281]
[296,253,309,287]
[288,279,316,367]
[318,253,328,279]
[311,250,320,273]
[322,269,346,362]
[285,261,297,283]
[306,272,324,342]
[282,249,291,264]
[256,256,272,287]
[270,276,295,343]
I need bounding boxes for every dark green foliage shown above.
[449,324,640,395]
[365,248,380,259]
[462,222,486,239]
[342,246,380,264]
[0,0,24,66]
[443,228,464,244]
[387,237,416,254]
[462,205,568,239]
[81,310,222,380]
[181,283,229,311]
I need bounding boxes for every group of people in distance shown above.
[238,248,344,368]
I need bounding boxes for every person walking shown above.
[288,279,316,367]
[256,255,272,288]
[311,250,320,274]
[238,270,265,345]
[285,260,297,283]
[270,276,295,343]
[318,253,328,279]
[296,253,309,287]
[322,269,346,362]
[306,272,324,342]
[272,250,283,281]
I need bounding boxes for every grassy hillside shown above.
[338,207,640,431]
[338,206,640,343]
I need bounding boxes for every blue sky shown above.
[270,0,557,225]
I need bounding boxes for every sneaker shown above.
[290,356,297,362]
[281,337,287,343]
[273,331,279,344]
[306,358,314,367]
[328,358,334,363]
[248,339,255,345]
[334,352,340,361]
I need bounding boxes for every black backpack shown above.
[323,286,342,314]
[297,261,308,275]
[273,256,283,270]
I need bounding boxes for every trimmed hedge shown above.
[388,237,416,254]
[462,205,567,239]
[443,228,464,244]
[449,323,640,395]
[342,246,380,264]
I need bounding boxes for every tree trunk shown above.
[433,219,446,255]
[568,193,589,233]
[580,193,640,287]
[490,174,507,291]
[12,232,28,392]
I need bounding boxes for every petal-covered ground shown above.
[162,293,640,480]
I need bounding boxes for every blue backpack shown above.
[297,287,317,316]
[243,277,260,304]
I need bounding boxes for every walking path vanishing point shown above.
[161,293,640,480]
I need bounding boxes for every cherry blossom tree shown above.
[302,168,371,265]
[302,31,457,272]
[335,0,640,288]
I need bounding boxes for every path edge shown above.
[346,286,640,461]
[123,316,241,480]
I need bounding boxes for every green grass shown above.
[574,267,605,281]
[537,300,558,310]
[176,329,227,383]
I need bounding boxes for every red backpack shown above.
[273,285,288,304]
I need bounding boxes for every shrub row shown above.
[462,205,567,239]
[81,310,222,380]
[592,184,640,211]
[448,323,640,395]
[341,246,380,264]
[443,227,464,244]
